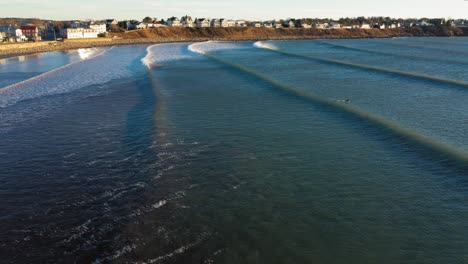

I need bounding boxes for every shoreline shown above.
[1,27,467,59]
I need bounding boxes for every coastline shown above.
[1,27,467,59]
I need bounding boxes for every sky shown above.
[1,0,467,20]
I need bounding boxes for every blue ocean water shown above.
[1,38,468,263]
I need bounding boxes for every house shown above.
[373,23,385,29]
[210,18,222,27]
[136,23,147,29]
[235,20,247,27]
[274,23,283,29]
[196,18,210,28]
[20,26,39,41]
[301,23,312,29]
[105,19,118,26]
[71,21,85,28]
[60,28,98,39]
[360,23,371,29]
[89,23,107,33]
[263,23,273,28]
[327,22,341,29]
[312,23,328,29]
[221,19,236,27]
[181,16,195,27]
[252,22,262,28]
[288,20,296,28]
[167,17,182,27]
[341,25,352,29]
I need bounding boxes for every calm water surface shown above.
[1,38,468,263]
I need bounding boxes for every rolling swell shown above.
[319,41,468,66]
[0,46,144,108]
[189,42,468,166]
[254,41,468,89]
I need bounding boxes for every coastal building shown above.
[288,20,296,28]
[89,23,107,33]
[181,16,195,27]
[71,21,85,28]
[167,17,182,27]
[252,22,262,28]
[20,26,39,41]
[60,28,98,39]
[136,22,147,29]
[221,19,236,27]
[327,22,341,29]
[105,19,118,26]
[210,19,222,27]
[312,23,328,29]
[301,23,312,29]
[263,23,273,28]
[236,20,247,27]
[359,23,371,29]
[196,18,210,28]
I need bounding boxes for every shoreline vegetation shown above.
[1,26,467,59]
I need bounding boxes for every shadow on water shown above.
[123,52,157,153]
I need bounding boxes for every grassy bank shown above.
[1,27,467,59]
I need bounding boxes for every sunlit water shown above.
[1,38,468,263]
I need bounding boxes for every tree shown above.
[142,16,153,23]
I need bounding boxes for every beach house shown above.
[167,17,182,27]
[196,18,210,28]
[20,26,39,41]
[211,19,222,27]
[181,16,195,27]
[221,19,236,27]
[89,23,107,33]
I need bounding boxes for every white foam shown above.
[141,43,194,68]
[0,46,142,108]
[152,200,167,209]
[253,41,279,51]
[187,41,249,55]
[77,48,100,60]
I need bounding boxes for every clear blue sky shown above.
[2,0,467,20]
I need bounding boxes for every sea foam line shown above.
[253,41,468,89]
[0,46,140,108]
[189,41,468,165]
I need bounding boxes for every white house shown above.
[360,23,371,29]
[136,23,147,29]
[211,19,222,27]
[263,23,273,28]
[252,22,262,28]
[274,23,283,29]
[312,23,328,29]
[196,18,210,28]
[221,19,236,27]
[235,20,247,27]
[82,29,98,38]
[288,20,296,28]
[61,28,98,39]
[89,23,107,33]
[327,22,341,29]
[168,17,182,27]
[181,16,195,27]
[301,23,312,29]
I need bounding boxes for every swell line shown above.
[319,41,468,66]
[371,40,468,56]
[188,43,468,165]
[254,42,468,89]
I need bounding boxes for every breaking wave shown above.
[188,41,250,55]
[253,41,279,50]
[141,43,194,68]
[0,46,142,108]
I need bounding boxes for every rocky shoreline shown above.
[1,27,467,59]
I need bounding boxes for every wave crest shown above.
[141,43,194,68]
[188,41,249,55]
[253,41,279,50]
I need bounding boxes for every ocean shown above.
[1,38,468,263]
